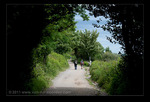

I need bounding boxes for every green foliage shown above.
[79,29,100,60]
[105,47,112,53]
[7,4,92,94]
[102,52,120,61]
[73,4,89,21]
[26,62,49,92]
[108,58,128,95]
[48,52,69,69]
[77,58,82,64]
[85,4,144,94]
[40,4,90,56]
[70,29,104,60]
[89,59,127,95]
[27,52,69,93]
[84,61,89,66]
[63,53,72,59]
[27,5,91,93]
[28,75,49,93]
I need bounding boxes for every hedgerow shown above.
[90,58,127,95]
[27,52,69,93]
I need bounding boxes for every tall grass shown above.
[27,52,69,93]
[90,58,127,95]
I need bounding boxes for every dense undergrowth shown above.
[90,58,128,95]
[7,4,143,95]
[27,52,69,93]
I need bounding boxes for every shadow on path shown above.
[40,87,102,96]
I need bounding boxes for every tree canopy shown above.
[7,4,90,92]
[83,4,144,94]
[6,4,144,95]
[70,29,104,60]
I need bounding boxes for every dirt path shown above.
[40,60,101,96]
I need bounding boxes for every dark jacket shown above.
[74,60,77,66]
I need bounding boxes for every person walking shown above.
[89,60,92,66]
[74,59,77,70]
[80,59,84,69]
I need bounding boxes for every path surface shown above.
[40,60,100,96]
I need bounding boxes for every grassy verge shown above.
[27,52,69,94]
[84,66,108,96]
[89,58,125,95]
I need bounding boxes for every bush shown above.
[84,61,89,66]
[102,52,120,61]
[48,52,69,69]
[28,75,49,93]
[46,57,60,77]
[27,52,69,93]
[63,53,73,60]
[90,59,121,95]
[108,58,128,95]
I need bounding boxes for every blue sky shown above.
[74,11,122,54]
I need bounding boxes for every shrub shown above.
[27,52,69,93]
[84,61,89,66]
[90,59,121,95]
[28,75,49,93]
[63,53,72,60]
[46,57,60,77]
[77,58,81,64]
[102,52,120,61]
[108,58,128,95]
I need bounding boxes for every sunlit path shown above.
[40,60,103,96]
